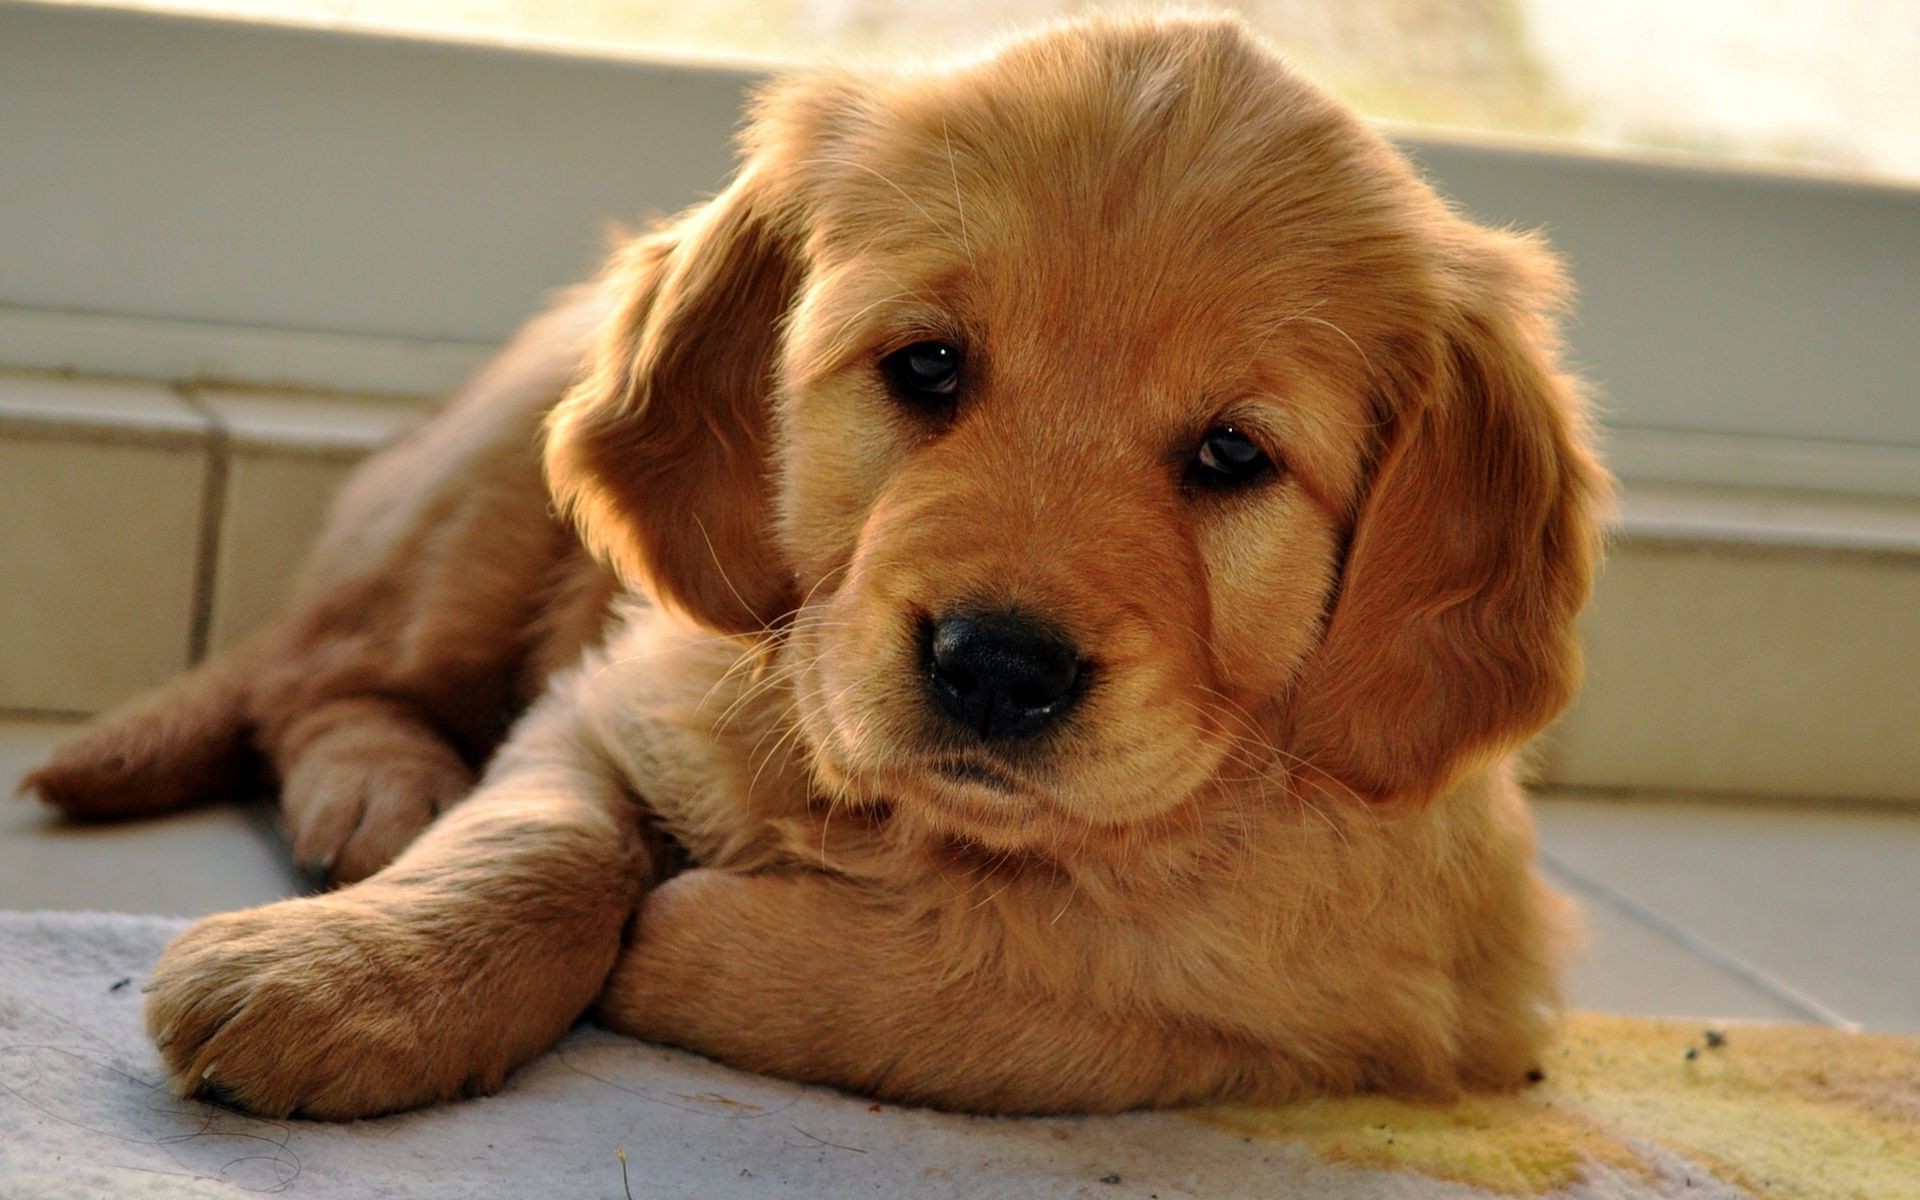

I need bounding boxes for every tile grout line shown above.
[0,705,91,722]
[1539,848,1861,1030]
[174,386,230,666]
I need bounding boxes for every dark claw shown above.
[196,1076,247,1112]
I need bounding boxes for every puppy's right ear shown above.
[545,77,852,634]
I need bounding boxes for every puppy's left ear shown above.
[545,76,853,634]
[1287,232,1611,801]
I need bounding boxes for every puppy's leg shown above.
[22,640,263,818]
[598,870,1259,1114]
[274,696,476,882]
[143,702,653,1120]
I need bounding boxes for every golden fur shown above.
[28,12,1607,1120]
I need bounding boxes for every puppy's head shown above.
[547,14,1606,852]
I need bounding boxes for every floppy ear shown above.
[545,80,847,634]
[1286,236,1610,801]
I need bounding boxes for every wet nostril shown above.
[923,610,1086,740]
[934,662,977,698]
[1017,644,1080,702]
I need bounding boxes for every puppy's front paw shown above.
[145,895,476,1119]
[281,732,473,884]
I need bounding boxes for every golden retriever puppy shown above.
[33,11,1607,1120]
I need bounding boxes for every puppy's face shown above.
[774,101,1388,842]
[547,16,1605,854]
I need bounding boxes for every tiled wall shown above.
[0,373,423,713]
[5,372,1917,802]
[1539,539,1920,802]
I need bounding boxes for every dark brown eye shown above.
[1189,425,1275,488]
[880,341,963,405]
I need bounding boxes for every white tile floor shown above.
[1534,796,1920,1032]
[0,718,306,918]
[4,716,1915,1032]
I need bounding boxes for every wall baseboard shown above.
[1606,427,1920,504]
[0,306,481,398]
[13,304,1920,503]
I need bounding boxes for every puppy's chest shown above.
[581,629,820,868]
[594,707,794,868]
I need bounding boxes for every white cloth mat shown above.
[0,912,1719,1199]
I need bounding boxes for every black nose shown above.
[924,611,1085,740]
